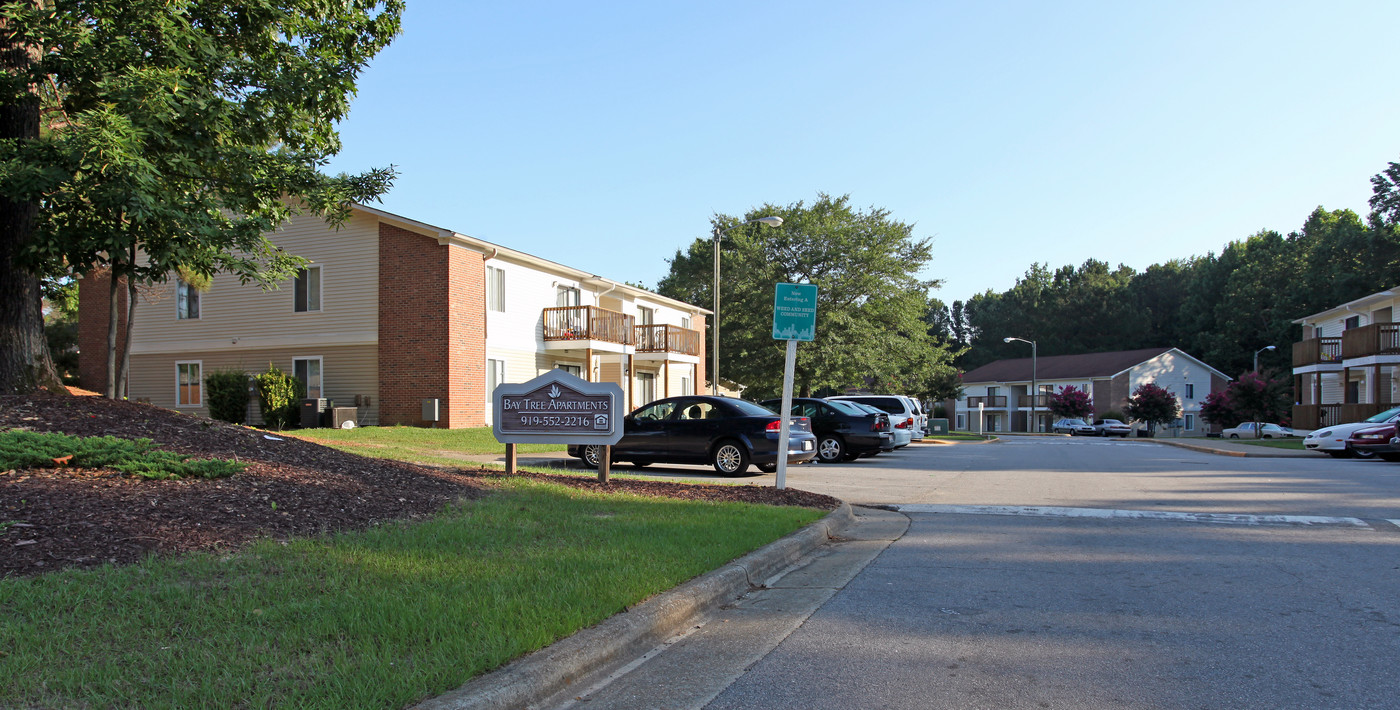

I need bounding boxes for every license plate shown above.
[802,440,814,451]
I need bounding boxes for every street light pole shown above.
[1253,345,1277,373]
[711,215,783,395]
[1004,336,1037,432]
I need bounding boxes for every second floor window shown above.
[487,266,505,312]
[556,285,580,307]
[637,306,654,325]
[682,315,692,330]
[176,279,200,320]
[1345,315,1360,330]
[294,266,321,312]
[1185,383,1195,399]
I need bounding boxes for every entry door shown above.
[636,371,656,405]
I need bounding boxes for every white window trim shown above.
[175,278,201,320]
[175,360,203,408]
[1184,414,1195,431]
[293,356,324,399]
[293,265,323,314]
[487,266,506,313]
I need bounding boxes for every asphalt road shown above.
[549,438,1400,709]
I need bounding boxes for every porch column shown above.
[663,360,669,399]
[626,354,634,412]
[1373,365,1382,404]
[585,348,593,382]
[1313,372,1321,406]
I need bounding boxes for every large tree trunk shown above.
[0,10,65,395]
[115,252,138,399]
[105,271,119,397]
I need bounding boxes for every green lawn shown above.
[288,425,564,465]
[1232,437,1306,450]
[0,477,825,709]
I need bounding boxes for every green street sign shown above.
[772,282,817,341]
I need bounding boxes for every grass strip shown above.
[288,425,566,460]
[1232,438,1305,450]
[0,477,825,709]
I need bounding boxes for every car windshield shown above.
[843,397,905,414]
[1366,406,1400,423]
[1065,419,1086,426]
[826,399,867,416]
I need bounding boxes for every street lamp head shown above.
[1003,337,1014,343]
[1265,345,1277,352]
[753,216,783,227]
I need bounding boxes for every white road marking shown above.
[895,504,1371,529]
[1387,519,1400,529]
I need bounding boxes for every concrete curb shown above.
[1143,438,1311,458]
[413,501,857,710]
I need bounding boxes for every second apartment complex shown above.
[78,204,707,428]
[1291,286,1400,430]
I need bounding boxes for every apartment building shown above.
[77,204,707,428]
[953,347,1229,435]
[1291,286,1399,430]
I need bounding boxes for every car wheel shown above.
[758,463,777,473]
[1327,450,1350,459]
[817,435,846,463]
[580,445,604,469]
[631,460,650,469]
[1351,446,1376,459]
[1228,434,1240,439]
[712,440,751,476]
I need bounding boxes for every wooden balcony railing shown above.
[1291,403,1342,431]
[635,324,701,355]
[1014,394,1049,408]
[543,306,635,345]
[1292,337,1343,367]
[966,395,1007,408]
[1341,323,1400,359]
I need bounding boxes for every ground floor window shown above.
[176,362,202,407]
[1184,414,1195,431]
[956,413,966,430]
[293,357,322,399]
[488,359,506,398]
[985,414,999,432]
[637,371,656,404]
[681,373,693,396]
[555,363,581,378]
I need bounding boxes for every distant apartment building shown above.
[953,347,1229,435]
[78,204,707,428]
[1291,286,1399,430]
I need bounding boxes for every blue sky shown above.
[325,1,1400,306]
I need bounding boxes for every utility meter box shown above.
[929,418,949,435]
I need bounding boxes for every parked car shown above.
[566,396,817,475]
[842,400,909,449]
[1052,418,1096,435]
[1221,422,1307,439]
[900,396,927,441]
[1345,423,1400,461]
[1091,418,1132,437]
[1303,406,1400,458]
[829,395,923,440]
[760,397,892,462]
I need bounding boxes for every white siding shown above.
[1129,351,1210,417]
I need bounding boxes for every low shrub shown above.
[205,369,251,424]
[254,364,304,430]
[0,430,245,479]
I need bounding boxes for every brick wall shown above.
[77,272,128,395]
[377,224,487,428]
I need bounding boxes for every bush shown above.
[1101,409,1127,422]
[205,369,251,424]
[254,363,304,430]
[0,430,245,479]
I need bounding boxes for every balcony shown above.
[966,395,1007,408]
[1013,394,1049,408]
[1292,337,1342,368]
[1291,403,1342,431]
[543,306,635,346]
[635,324,701,357]
[1341,323,1400,359]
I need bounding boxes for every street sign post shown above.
[492,369,623,481]
[772,282,817,490]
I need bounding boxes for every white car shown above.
[1052,418,1096,435]
[1221,422,1307,439]
[830,395,923,441]
[1303,406,1400,458]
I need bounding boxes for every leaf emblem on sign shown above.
[549,385,561,398]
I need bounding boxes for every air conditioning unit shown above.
[328,407,357,429]
[300,398,329,428]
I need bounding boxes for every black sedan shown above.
[760,397,892,462]
[566,396,818,475]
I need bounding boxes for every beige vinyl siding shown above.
[128,344,379,426]
[128,211,380,355]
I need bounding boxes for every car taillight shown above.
[872,418,887,431]
[766,417,809,432]
[896,418,910,429]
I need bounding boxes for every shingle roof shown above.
[961,347,1179,383]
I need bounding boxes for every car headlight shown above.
[1315,430,1331,438]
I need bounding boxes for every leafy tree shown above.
[254,364,304,430]
[656,193,955,400]
[1198,390,1235,428]
[1047,385,1093,420]
[1222,372,1290,428]
[1123,383,1181,435]
[0,0,403,395]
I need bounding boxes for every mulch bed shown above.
[0,391,838,579]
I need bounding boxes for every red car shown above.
[1346,423,1400,462]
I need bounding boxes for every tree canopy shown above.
[656,193,960,401]
[0,0,402,393]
